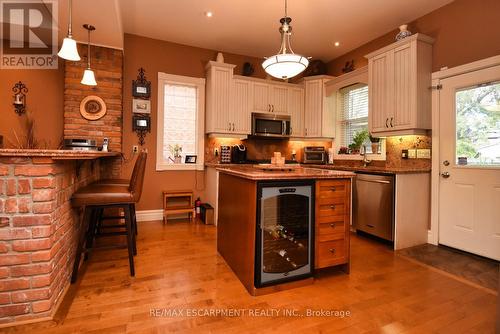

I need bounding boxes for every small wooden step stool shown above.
[162,190,194,223]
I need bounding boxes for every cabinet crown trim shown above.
[364,33,435,60]
[205,61,237,70]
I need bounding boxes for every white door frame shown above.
[429,55,500,245]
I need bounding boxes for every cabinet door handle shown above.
[330,223,336,228]
[271,105,275,112]
[290,127,293,135]
[330,187,336,192]
[228,122,231,131]
[232,123,235,131]
[385,118,389,128]
[390,117,393,127]
[268,104,271,112]
[329,248,336,254]
[330,205,336,210]
[305,128,308,136]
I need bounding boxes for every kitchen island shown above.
[0,149,119,324]
[216,166,355,295]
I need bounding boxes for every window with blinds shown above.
[337,83,371,152]
[157,73,205,170]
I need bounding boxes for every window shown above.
[338,83,370,151]
[329,69,385,161]
[157,73,205,170]
[455,81,500,166]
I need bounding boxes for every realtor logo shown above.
[0,0,58,69]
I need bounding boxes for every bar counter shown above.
[0,149,119,324]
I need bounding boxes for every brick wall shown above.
[0,157,99,324]
[64,44,123,178]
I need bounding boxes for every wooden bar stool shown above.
[70,152,147,283]
[162,191,194,223]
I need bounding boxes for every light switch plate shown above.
[417,149,431,159]
[408,149,417,159]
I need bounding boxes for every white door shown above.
[439,64,500,260]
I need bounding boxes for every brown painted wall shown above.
[327,0,500,76]
[0,57,64,149]
[122,34,268,210]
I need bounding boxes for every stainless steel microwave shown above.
[251,112,291,138]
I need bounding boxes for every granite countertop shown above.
[216,166,355,180]
[206,162,430,174]
[0,149,120,160]
[306,164,431,174]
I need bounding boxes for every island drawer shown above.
[317,202,345,217]
[317,221,345,241]
[315,240,347,268]
[316,180,348,201]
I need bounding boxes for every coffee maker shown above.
[231,144,247,163]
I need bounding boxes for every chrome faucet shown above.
[361,145,372,167]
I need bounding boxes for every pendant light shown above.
[81,24,97,86]
[58,0,80,61]
[262,0,309,80]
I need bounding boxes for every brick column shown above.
[0,157,99,324]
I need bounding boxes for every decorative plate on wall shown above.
[80,95,107,120]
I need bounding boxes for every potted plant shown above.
[168,144,183,163]
[369,134,380,154]
[348,129,369,154]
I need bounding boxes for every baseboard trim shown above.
[136,209,163,222]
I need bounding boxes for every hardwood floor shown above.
[3,221,497,334]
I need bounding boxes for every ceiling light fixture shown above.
[262,0,309,80]
[81,24,97,86]
[334,42,340,47]
[58,0,80,61]
[206,11,213,17]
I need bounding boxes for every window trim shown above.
[156,73,206,171]
[325,67,386,161]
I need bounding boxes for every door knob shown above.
[443,160,450,166]
[441,172,450,178]
[330,223,336,228]
[330,205,336,210]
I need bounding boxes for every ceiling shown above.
[60,0,455,62]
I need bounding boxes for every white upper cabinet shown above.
[205,61,235,134]
[303,75,335,138]
[287,87,304,137]
[366,34,434,136]
[231,78,252,134]
[250,81,291,114]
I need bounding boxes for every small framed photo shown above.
[132,99,151,114]
[132,114,151,131]
[132,81,151,98]
[185,155,197,164]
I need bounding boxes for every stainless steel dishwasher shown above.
[353,173,394,241]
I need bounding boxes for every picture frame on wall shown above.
[185,155,197,164]
[132,67,151,98]
[132,99,151,114]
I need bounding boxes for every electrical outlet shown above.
[132,145,139,153]
[408,149,417,159]
[214,148,219,156]
[417,149,431,159]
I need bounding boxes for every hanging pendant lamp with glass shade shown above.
[262,0,309,80]
[81,24,97,86]
[58,0,80,61]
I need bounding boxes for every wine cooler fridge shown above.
[255,180,314,287]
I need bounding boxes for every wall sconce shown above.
[12,81,28,115]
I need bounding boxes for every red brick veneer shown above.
[0,157,100,324]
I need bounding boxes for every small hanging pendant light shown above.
[58,0,80,61]
[262,0,309,80]
[81,24,97,86]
